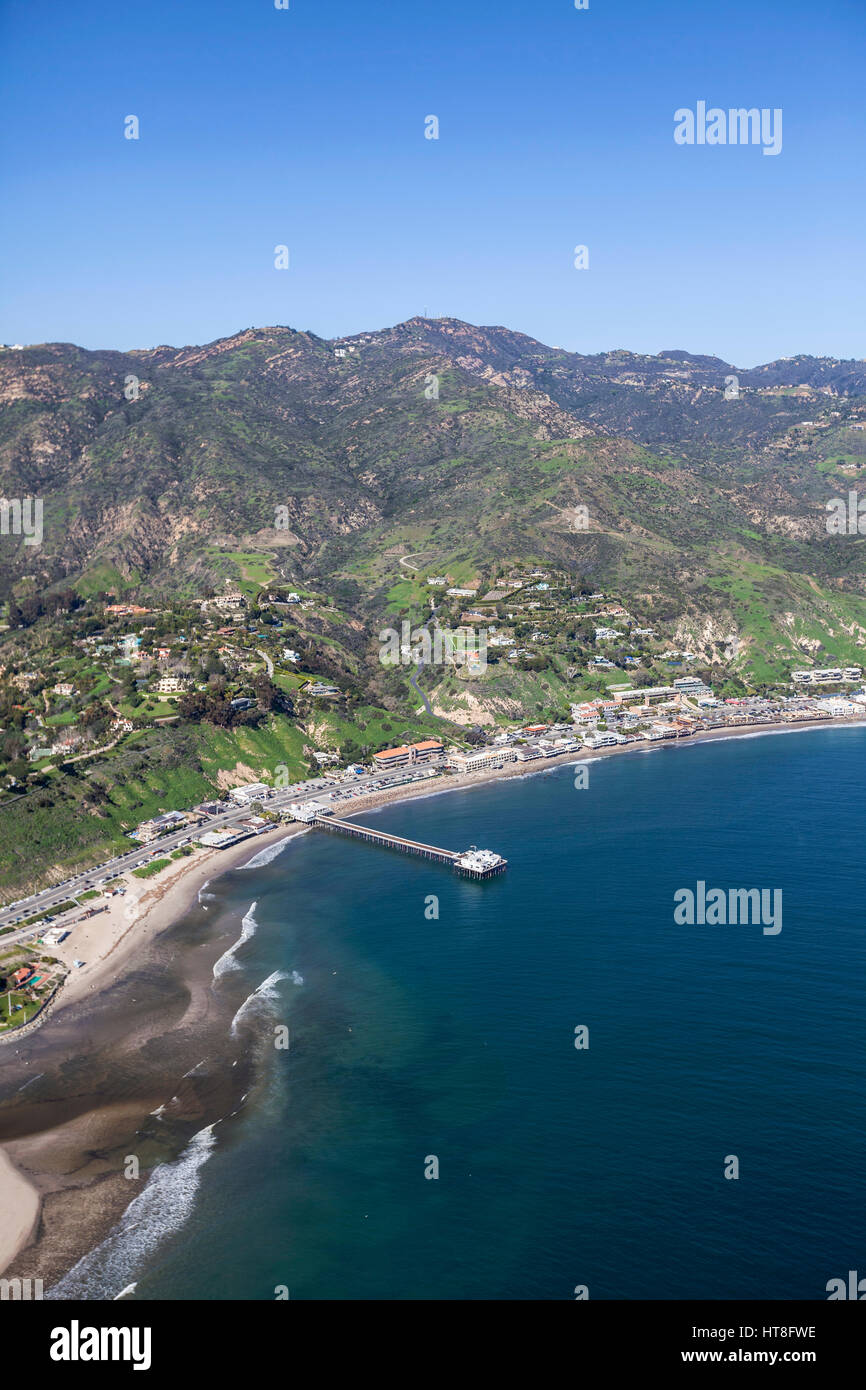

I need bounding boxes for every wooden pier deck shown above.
[313,814,458,863]
[310,814,506,878]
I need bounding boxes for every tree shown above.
[253,675,279,710]
[178,691,209,721]
[81,700,109,728]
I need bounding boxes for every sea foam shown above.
[212,902,258,979]
[230,970,289,1038]
[238,834,299,870]
[46,1124,218,1301]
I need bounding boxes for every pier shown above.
[303,812,507,879]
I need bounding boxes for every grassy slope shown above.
[0,714,309,893]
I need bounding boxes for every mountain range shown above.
[2,317,865,679]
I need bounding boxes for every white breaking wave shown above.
[238,834,298,870]
[46,1124,218,1301]
[692,720,866,747]
[230,971,288,1038]
[290,970,304,986]
[15,1072,44,1094]
[113,1283,137,1300]
[212,902,258,979]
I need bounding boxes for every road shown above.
[398,552,424,572]
[407,606,443,720]
[0,768,428,941]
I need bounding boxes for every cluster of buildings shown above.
[130,783,279,843]
[791,667,861,685]
[124,666,866,852]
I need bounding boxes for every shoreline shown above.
[0,824,309,1275]
[12,711,866,1030]
[0,711,862,1277]
[8,710,860,1042]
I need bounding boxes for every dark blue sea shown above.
[60,726,866,1300]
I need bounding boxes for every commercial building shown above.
[227,783,271,805]
[447,746,517,773]
[673,677,711,695]
[613,685,678,705]
[130,810,188,842]
[372,740,444,771]
[198,828,254,849]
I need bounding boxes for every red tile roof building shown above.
[372,739,445,770]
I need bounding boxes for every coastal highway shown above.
[0,768,426,939]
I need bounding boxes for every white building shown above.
[227,783,271,805]
[792,667,861,685]
[571,703,600,725]
[41,926,71,945]
[447,747,517,773]
[820,698,856,715]
[514,745,544,762]
[583,731,624,749]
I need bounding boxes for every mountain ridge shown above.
[1,317,865,688]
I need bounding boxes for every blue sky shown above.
[1,0,863,364]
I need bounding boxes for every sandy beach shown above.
[15,710,864,1026]
[0,710,862,1277]
[0,1147,40,1276]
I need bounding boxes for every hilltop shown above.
[1,315,865,690]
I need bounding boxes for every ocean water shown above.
[85,728,866,1300]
